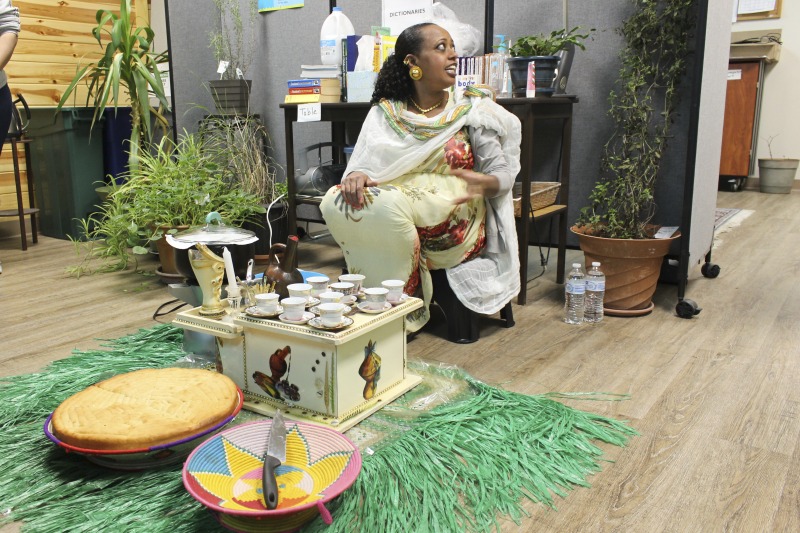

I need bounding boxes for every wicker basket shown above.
[512,182,561,217]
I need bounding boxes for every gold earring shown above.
[409,65,423,81]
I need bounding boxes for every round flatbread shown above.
[52,368,239,451]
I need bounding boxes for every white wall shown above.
[733,3,800,173]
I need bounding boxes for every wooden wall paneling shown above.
[12,39,103,64]
[0,1,147,223]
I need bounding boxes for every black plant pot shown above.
[506,56,560,97]
[209,79,252,115]
[245,202,290,259]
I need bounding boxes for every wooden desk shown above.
[280,96,576,306]
[497,96,576,304]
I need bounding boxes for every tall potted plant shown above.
[209,0,258,115]
[573,0,696,315]
[198,114,288,259]
[507,27,591,97]
[56,0,170,169]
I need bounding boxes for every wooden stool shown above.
[0,95,38,250]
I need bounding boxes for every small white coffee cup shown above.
[363,287,389,310]
[287,283,312,302]
[381,279,406,303]
[281,296,307,321]
[319,291,344,304]
[306,276,330,296]
[255,292,280,313]
[329,281,355,296]
[318,302,345,327]
[339,273,365,292]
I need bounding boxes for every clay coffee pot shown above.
[263,235,304,298]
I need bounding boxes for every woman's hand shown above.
[339,171,377,209]
[450,168,499,205]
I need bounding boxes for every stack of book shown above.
[284,64,342,104]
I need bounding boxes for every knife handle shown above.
[262,455,281,510]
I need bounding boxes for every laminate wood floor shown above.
[1,190,798,532]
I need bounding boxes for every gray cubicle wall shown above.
[165,0,718,252]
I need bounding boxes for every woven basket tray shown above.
[513,182,561,217]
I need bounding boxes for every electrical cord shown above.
[152,298,189,322]
[732,33,782,45]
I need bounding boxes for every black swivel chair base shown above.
[430,269,514,344]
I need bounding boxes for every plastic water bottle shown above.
[584,262,605,323]
[320,7,354,66]
[564,263,586,324]
[488,35,508,96]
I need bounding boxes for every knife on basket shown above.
[262,409,287,510]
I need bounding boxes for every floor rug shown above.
[0,325,636,533]
[714,208,741,230]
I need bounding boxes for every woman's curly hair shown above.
[370,23,436,105]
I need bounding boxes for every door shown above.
[719,61,760,177]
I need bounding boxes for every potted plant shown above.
[507,26,591,97]
[198,114,288,259]
[757,135,798,194]
[56,0,170,170]
[208,0,258,114]
[572,0,696,315]
[67,133,266,277]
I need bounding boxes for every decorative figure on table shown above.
[187,243,226,317]
[359,340,382,400]
[252,345,299,401]
[263,235,304,298]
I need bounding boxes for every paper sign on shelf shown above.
[297,103,321,123]
[382,0,433,36]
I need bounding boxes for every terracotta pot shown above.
[571,225,680,316]
[153,226,189,275]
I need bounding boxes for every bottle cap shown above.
[572,263,581,268]
[592,262,600,266]
[332,6,341,11]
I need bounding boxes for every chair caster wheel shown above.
[676,299,702,319]
[701,263,720,278]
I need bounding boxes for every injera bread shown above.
[51,368,239,451]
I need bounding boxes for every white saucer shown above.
[244,305,283,318]
[357,301,392,314]
[308,316,354,330]
[309,305,352,316]
[304,297,321,308]
[278,311,315,325]
[388,294,409,306]
[341,295,358,305]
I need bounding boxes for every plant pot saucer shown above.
[604,301,654,317]
[155,267,186,285]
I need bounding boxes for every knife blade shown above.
[262,410,286,510]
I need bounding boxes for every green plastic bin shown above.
[29,108,104,239]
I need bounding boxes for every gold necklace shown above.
[409,94,446,114]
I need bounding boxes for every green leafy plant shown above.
[57,0,170,168]
[509,26,592,57]
[209,0,258,80]
[68,133,266,276]
[576,0,696,239]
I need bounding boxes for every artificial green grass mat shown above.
[0,324,636,532]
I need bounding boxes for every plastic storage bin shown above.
[28,108,104,239]
[102,107,132,184]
